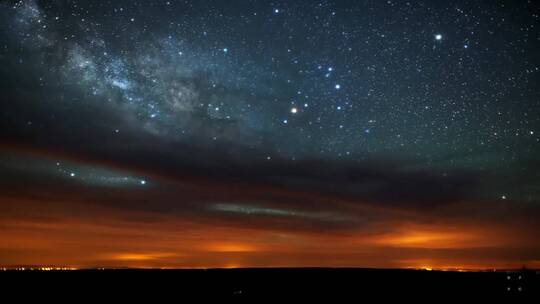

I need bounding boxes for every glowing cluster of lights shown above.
[1,267,77,271]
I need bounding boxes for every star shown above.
[435,34,443,40]
[290,107,298,114]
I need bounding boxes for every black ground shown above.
[2,268,538,299]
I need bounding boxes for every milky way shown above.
[0,0,539,269]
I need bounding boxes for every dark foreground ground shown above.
[2,268,538,299]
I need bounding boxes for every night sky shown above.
[1,0,539,269]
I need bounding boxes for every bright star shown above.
[335,84,341,89]
[290,107,298,114]
[435,34,442,40]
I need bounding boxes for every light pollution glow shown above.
[0,163,538,270]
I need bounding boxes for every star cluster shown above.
[4,1,539,161]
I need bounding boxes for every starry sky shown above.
[0,0,539,269]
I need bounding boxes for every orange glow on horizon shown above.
[204,243,259,253]
[371,224,506,249]
[0,169,537,270]
[0,210,535,270]
[109,252,177,261]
